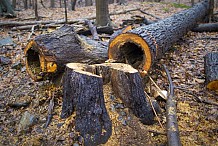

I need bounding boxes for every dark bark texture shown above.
[61,63,155,144]
[109,64,154,125]
[204,52,218,91]
[108,0,209,74]
[61,63,112,146]
[0,0,16,17]
[192,23,218,32]
[24,25,108,81]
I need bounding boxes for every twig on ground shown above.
[139,9,161,20]
[149,76,167,100]
[163,64,181,146]
[44,91,55,128]
[175,86,218,106]
[144,91,164,130]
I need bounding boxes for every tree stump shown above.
[61,63,112,146]
[204,52,218,91]
[61,63,156,145]
[108,0,209,76]
[24,25,108,81]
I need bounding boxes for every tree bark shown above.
[204,52,218,91]
[0,0,16,17]
[108,0,209,76]
[85,0,92,6]
[12,0,16,9]
[24,0,28,9]
[50,0,55,8]
[61,63,112,146]
[192,23,218,32]
[71,0,77,11]
[24,25,108,81]
[61,62,155,144]
[96,0,110,26]
[34,0,39,21]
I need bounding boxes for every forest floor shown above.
[0,1,218,146]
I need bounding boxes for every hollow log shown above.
[24,25,108,81]
[204,52,218,91]
[61,63,155,144]
[108,0,209,76]
[192,23,218,32]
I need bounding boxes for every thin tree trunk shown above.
[85,0,92,6]
[12,0,16,9]
[35,0,39,20]
[71,0,77,10]
[24,0,28,9]
[50,0,55,8]
[64,0,67,23]
[96,0,110,26]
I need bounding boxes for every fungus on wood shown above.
[108,0,209,76]
[204,52,218,91]
[61,63,155,145]
[24,25,108,81]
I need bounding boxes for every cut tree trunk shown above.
[192,23,218,32]
[204,52,218,91]
[24,25,108,81]
[108,0,209,76]
[61,63,112,146]
[61,62,155,144]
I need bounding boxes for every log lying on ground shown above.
[61,63,155,145]
[108,0,209,76]
[24,25,108,81]
[204,52,218,91]
[192,23,218,32]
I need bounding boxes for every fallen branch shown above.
[139,9,161,20]
[0,8,139,27]
[192,23,218,32]
[175,86,218,107]
[44,91,54,128]
[84,20,100,40]
[163,64,181,146]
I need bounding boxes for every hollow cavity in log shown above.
[109,0,209,75]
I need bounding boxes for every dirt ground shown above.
[0,1,218,146]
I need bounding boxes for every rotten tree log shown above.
[192,23,218,32]
[24,25,108,81]
[108,0,209,76]
[204,52,218,91]
[61,63,155,145]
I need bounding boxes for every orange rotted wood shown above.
[204,52,218,91]
[24,25,108,81]
[108,0,209,76]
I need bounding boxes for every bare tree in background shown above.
[12,0,16,9]
[35,0,39,20]
[108,0,114,4]
[85,0,93,6]
[96,0,110,26]
[24,0,28,9]
[0,0,16,17]
[71,0,77,10]
[50,0,55,8]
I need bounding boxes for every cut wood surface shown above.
[204,52,218,91]
[61,63,155,145]
[24,25,108,81]
[108,0,209,76]
[61,63,112,146]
